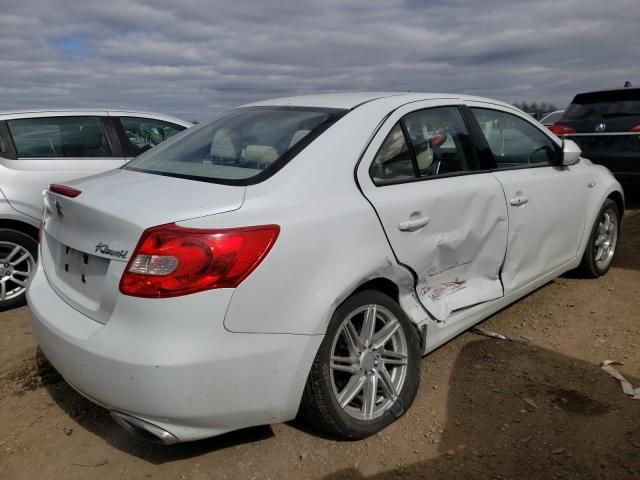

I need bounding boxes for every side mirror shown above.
[562,139,581,166]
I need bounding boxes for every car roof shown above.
[573,86,640,97]
[243,92,518,111]
[0,109,191,126]
[541,109,564,119]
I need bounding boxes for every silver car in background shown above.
[540,109,565,128]
[0,110,191,311]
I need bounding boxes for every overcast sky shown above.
[1,0,638,121]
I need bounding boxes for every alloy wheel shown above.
[0,242,35,302]
[593,209,618,270]
[329,304,409,421]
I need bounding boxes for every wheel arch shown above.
[351,277,400,304]
[607,190,624,222]
[332,275,425,343]
[0,219,39,240]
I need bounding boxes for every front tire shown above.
[577,199,620,278]
[0,229,37,312]
[300,290,421,439]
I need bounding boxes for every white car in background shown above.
[0,110,191,310]
[540,109,565,128]
[28,93,623,444]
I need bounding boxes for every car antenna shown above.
[624,81,632,88]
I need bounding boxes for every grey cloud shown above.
[0,0,638,120]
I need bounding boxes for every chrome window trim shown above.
[560,132,640,137]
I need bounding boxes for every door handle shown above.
[398,216,430,232]
[509,195,529,207]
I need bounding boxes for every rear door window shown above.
[0,122,17,159]
[7,116,112,158]
[369,124,415,184]
[0,131,6,154]
[403,107,478,177]
[470,108,560,169]
[118,117,186,156]
[370,106,478,185]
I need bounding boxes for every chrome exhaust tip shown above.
[110,411,179,445]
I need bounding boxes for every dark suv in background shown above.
[550,86,640,186]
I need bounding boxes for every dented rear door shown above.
[357,101,508,322]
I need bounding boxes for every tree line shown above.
[512,101,559,114]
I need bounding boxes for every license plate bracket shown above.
[57,243,109,300]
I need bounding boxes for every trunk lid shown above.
[41,169,245,323]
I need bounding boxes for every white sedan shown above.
[28,92,623,444]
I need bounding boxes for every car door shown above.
[1,113,124,220]
[466,103,590,294]
[357,102,509,322]
[112,115,187,161]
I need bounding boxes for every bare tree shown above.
[512,101,558,113]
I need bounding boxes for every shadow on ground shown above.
[38,349,274,464]
[38,338,640,477]
[322,339,640,480]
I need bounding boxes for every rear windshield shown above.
[563,89,640,120]
[124,106,346,185]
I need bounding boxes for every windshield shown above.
[124,106,346,185]
[563,89,640,120]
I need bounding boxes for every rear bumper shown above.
[27,262,322,442]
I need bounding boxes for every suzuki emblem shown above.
[55,200,64,219]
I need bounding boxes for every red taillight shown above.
[49,184,81,198]
[630,124,640,133]
[549,124,576,136]
[120,223,280,298]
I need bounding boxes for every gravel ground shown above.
[0,206,638,480]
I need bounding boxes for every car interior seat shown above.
[210,129,238,163]
[242,145,279,169]
[288,129,311,149]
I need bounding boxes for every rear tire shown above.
[300,290,421,439]
[0,229,38,312]
[577,199,620,278]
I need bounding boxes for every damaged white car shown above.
[28,92,623,444]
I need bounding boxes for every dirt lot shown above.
[1,207,639,480]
